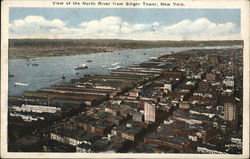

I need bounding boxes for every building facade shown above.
[224,103,236,121]
[144,102,156,123]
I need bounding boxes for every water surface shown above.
[9,45,241,96]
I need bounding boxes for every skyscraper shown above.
[224,103,237,121]
[144,102,156,123]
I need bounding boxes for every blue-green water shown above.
[8,45,241,96]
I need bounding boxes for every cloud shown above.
[10,16,65,38]
[162,18,238,40]
[79,16,151,36]
[9,16,240,40]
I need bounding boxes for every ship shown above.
[61,74,66,79]
[112,62,120,66]
[101,65,106,69]
[14,82,29,87]
[31,63,39,66]
[150,57,158,60]
[108,65,122,70]
[75,64,88,70]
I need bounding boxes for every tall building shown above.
[144,102,156,123]
[224,103,237,121]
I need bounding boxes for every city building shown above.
[144,102,156,123]
[224,103,237,121]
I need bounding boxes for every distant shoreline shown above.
[8,49,117,59]
[8,39,243,59]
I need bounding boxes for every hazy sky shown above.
[9,8,241,40]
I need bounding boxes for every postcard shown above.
[1,0,249,158]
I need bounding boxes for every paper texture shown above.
[1,0,249,158]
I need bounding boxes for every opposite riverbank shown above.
[8,39,243,59]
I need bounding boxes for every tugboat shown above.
[9,74,15,78]
[75,64,88,70]
[61,74,66,79]
[31,63,39,66]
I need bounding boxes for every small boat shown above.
[150,57,158,60]
[61,74,66,79]
[109,65,122,70]
[27,58,39,61]
[75,72,80,75]
[143,53,146,55]
[112,62,120,66]
[9,74,15,78]
[84,74,90,77]
[14,82,29,87]
[86,60,92,62]
[31,63,39,66]
[31,58,39,61]
[75,64,88,70]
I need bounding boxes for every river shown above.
[8,45,242,96]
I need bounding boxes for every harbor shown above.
[8,45,240,96]
[8,46,243,154]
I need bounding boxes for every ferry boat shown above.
[108,65,122,70]
[14,82,29,87]
[75,64,88,70]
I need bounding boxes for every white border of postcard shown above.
[1,0,249,158]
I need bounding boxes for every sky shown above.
[9,8,241,40]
